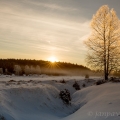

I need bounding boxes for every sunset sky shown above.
[0,0,120,65]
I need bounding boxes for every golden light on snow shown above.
[48,56,58,63]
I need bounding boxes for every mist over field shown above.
[0,59,93,76]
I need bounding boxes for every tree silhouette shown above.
[85,5,120,80]
[0,59,91,75]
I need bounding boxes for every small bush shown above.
[8,80,16,82]
[95,80,105,85]
[73,81,80,90]
[82,83,86,87]
[60,79,66,84]
[27,80,33,83]
[0,115,6,120]
[85,74,89,79]
[17,81,21,85]
[52,80,57,82]
[59,89,71,105]
[110,77,120,82]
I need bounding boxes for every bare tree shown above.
[14,65,22,75]
[36,65,41,74]
[85,5,120,80]
[24,65,30,75]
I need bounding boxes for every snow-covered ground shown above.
[0,75,120,120]
[0,74,101,81]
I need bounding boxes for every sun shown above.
[48,56,58,63]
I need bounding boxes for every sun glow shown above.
[48,56,58,63]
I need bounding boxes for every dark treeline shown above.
[0,59,92,76]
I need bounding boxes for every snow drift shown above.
[64,83,120,120]
[0,76,120,120]
[0,84,77,120]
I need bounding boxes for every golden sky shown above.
[0,0,120,65]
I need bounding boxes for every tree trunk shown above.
[104,72,108,80]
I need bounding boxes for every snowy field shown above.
[0,75,120,120]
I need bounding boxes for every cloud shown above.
[0,8,90,62]
[0,0,98,64]
[29,1,78,11]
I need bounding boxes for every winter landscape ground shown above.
[0,75,120,120]
[1,0,120,120]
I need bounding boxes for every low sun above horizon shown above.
[48,56,58,63]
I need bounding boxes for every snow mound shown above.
[64,83,120,120]
[0,84,77,120]
[0,75,120,120]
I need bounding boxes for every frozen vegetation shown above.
[0,75,120,120]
